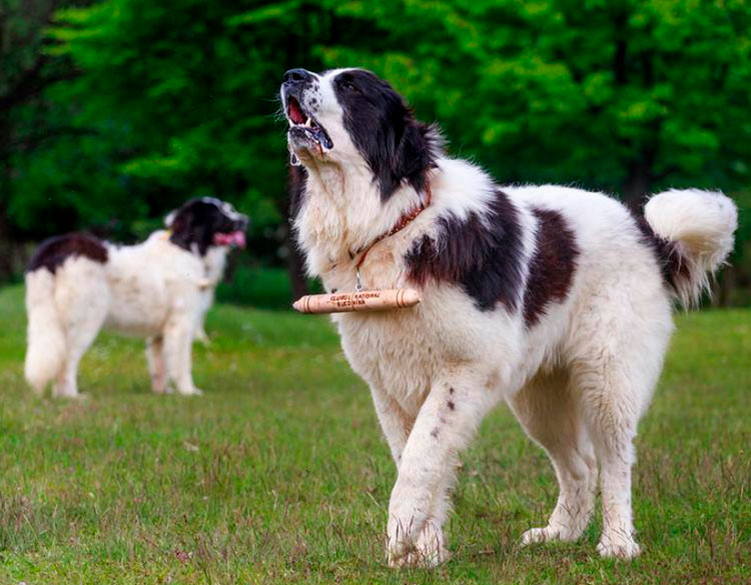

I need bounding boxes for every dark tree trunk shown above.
[284,165,309,301]
[623,161,651,213]
[0,113,15,281]
[623,157,652,213]
[0,205,16,281]
[715,266,735,308]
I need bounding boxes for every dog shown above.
[24,197,248,398]
[280,68,738,566]
[154,205,244,345]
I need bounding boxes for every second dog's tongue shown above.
[214,231,246,248]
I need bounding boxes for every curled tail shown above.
[644,189,738,308]
[24,269,66,394]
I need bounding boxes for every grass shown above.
[216,265,322,309]
[0,284,748,584]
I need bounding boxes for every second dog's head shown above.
[166,197,248,256]
[280,68,441,202]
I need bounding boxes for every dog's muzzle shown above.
[282,69,333,156]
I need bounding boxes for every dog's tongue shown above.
[213,231,246,248]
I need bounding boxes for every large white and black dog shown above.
[280,68,737,566]
[24,197,248,398]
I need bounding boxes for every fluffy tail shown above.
[24,269,66,394]
[644,189,738,308]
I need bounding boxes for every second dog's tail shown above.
[24,269,66,394]
[644,189,738,308]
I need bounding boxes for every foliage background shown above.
[1,0,750,304]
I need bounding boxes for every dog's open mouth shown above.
[285,96,333,153]
[213,231,246,248]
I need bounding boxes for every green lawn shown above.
[0,284,748,584]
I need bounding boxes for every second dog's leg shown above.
[164,318,202,396]
[146,336,168,394]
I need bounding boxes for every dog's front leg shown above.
[387,370,498,568]
[146,335,169,393]
[164,316,202,396]
[370,385,413,466]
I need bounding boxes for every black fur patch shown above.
[631,212,689,289]
[523,208,580,327]
[288,165,308,220]
[27,233,108,274]
[333,69,438,201]
[168,198,247,256]
[405,189,525,313]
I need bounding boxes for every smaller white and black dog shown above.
[24,197,248,398]
[154,204,244,345]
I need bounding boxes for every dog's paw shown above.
[521,524,581,545]
[521,526,561,545]
[178,387,204,396]
[596,536,641,559]
[387,523,448,568]
[54,391,89,401]
[194,329,211,346]
[388,545,448,569]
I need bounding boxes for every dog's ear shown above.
[169,207,211,255]
[392,122,442,199]
[165,209,177,228]
[374,120,441,201]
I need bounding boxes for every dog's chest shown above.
[318,250,432,412]
[335,307,441,415]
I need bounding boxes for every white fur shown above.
[645,188,738,307]
[24,232,227,397]
[148,230,228,345]
[287,72,738,566]
[24,269,66,394]
[194,245,228,344]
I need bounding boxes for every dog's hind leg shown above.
[52,260,109,398]
[570,289,672,559]
[574,360,642,559]
[510,369,597,545]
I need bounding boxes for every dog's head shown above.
[280,68,441,201]
[166,197,248,256]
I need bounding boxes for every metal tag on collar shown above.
[355,267,364,292]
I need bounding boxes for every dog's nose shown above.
[284,68,312,84]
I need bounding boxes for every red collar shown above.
[354,182,432,271]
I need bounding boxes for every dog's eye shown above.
[340,81,359,93]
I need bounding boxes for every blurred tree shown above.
[20,0,389,295]
[0,0,78,276]
[322,0,751,210]
[2,0,750,300]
